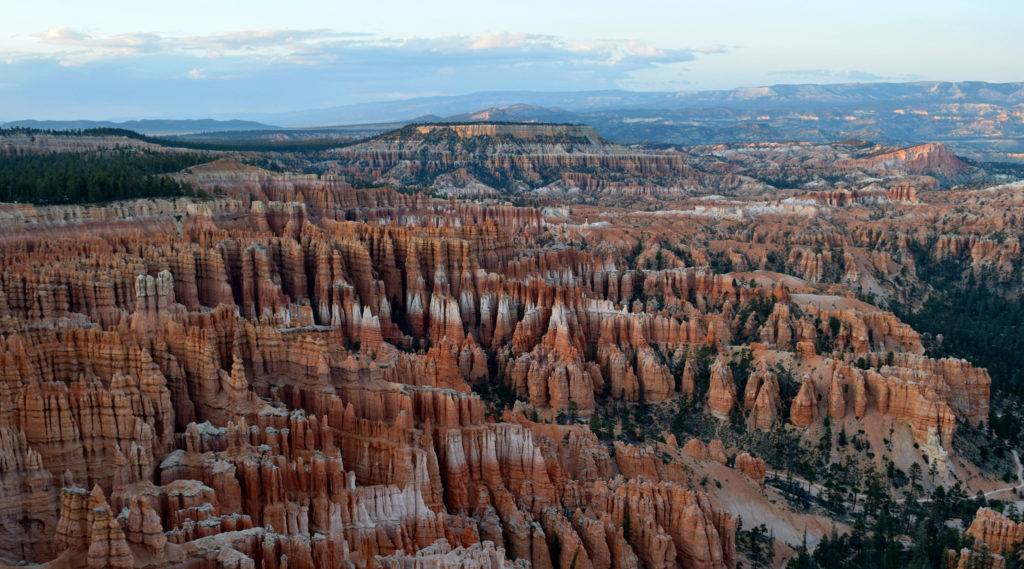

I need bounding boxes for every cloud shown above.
[38,27,90,43]
[17,27,365,65]
[35,27,164,57]
[0,28,729,119]
[694,45,732,55]
[13,26,717,71]
[180,29,372,59]
[467,32,556,50]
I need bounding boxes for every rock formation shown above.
[734,453,766,485]
[967,508,1024,555]
[790,377,819,428]
[706,359,737,420]
[0,128,1008,569]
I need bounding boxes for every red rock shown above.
[0,426,59,561]
[121,496,167,559]
[680,358,697,396]
[706,358,736,420]
[734,453,766,485]
[635,345,673,403]
[852,370,868,418]
[790,377,818,428]
[949,547,1005,569]
[0,137,1003,569]
[683,439,708,461]
[828,371,846,420]
[85,486,133,569]
[967,508,1024,555]
[747,367,781,430]
[706,440,727,465]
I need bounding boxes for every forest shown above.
[894,249,1024,445]
[0,148,209,204]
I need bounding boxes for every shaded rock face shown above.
[56,486,133,569]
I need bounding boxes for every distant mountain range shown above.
[241,91,679,126]
[1,119,277,135]
[244,81,1024,127]
[7,82,1024,161]
[232,82,1024,161]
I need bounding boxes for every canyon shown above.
[0,123,1021,568]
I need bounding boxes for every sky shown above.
[0,0,1020,121]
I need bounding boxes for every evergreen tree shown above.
[0,148,209,204]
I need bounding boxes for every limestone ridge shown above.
[404,123,602,143]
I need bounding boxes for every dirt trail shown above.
[980,449,1024,499]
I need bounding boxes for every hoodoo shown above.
[0,112,1015,569]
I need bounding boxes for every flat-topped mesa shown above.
[844,142,974,183]
[331,122,711,195]
[879,352,991,427]
[407,122,602,143]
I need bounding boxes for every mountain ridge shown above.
[1,118,278,135]
[246,81,1024,126]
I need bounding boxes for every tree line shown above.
[2,127,351,153]
[0,148,209,204]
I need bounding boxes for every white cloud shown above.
[19,27,358,65]
[29,27,167,65]
[623,41,663,58]
[39,27,90,43]
[694,45,731,55]
[467,32,555,50]
[10,26,719,71]
[0,27,732,118]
